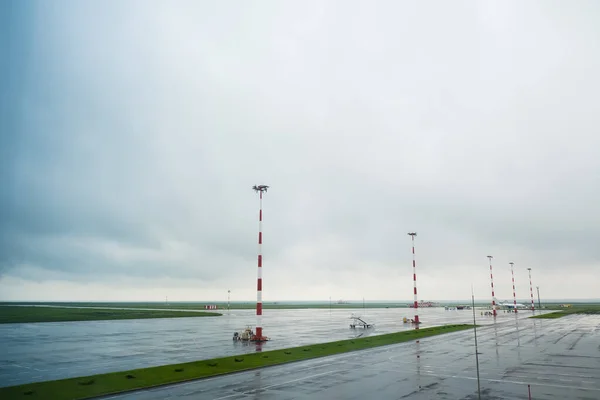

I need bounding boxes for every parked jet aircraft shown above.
[498,301,527,309]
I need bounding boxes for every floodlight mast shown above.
[408,232,419,325]
[509,262,517,313]
[252,184,269,341]
[488,256,497,317]
[527,268,535,311]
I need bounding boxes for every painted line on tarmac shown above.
[209,369,341,400]
[378,362,600,392]
[99,362,345,400]
[350,360,600,391]
[11,363,44,371]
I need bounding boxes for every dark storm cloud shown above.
[1,0,599,299]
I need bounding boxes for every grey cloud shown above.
[1,0,600,300]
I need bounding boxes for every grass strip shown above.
[530,312,565,319]
[0,324,471,400]
[0,306,220,324]
[530,305,600,319]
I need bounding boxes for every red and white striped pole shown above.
[527,268,535,311]
[252,184,269,341]
[408,232,419,324]
[488,255,497,317]
[509,262,517,313]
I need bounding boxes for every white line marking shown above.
[368,366,600,392]
[210,370,340,400]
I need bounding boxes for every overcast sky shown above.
[2,0,599,302]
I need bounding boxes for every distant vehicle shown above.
[233,326,270,341]
[408,300,440,308]
[349,314,374,329]
[233,326,255,341]
[444,305,470,310]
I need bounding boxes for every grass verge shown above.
[0,306,221,324]
[530,305,600,319]
[0,324,471,400]
[530,312,565,319]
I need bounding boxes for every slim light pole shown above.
[472,285,482,400]
[488,255,497,317]
[527,268,535,311]
[536,286,541,309]
[227,289,231,311]
[509,262,517,313]
[408,232,419,324]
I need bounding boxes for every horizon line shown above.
[2,299,599,303]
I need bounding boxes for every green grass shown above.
[0,306,221,324]
[530,304,600,319]
[0,324,471,400]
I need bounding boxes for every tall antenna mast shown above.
[251,184,269,341]
[487,255,497,317]
[509,262,518,313]
[408,232,420,325]
[527,268,535,311]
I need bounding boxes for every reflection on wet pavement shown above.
[99,314,600,400]
[0,307,552,387]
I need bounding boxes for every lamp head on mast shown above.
[252,185,269,193]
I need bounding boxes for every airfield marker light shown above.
[252,184,270,341]
[509,262,517,313]
[408,232,419,325]
[487,256,497,317]
[527,268,535,311]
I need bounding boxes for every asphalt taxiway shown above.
[0,307,552,388]
[98,314,600,400]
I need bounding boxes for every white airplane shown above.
[498,301,527,309]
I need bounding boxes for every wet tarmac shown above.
[0,307,551,388]
[98,314,600,400]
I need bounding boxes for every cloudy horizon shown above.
[2,0,599,302]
